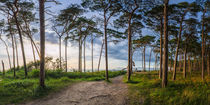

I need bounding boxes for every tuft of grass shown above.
[126,71,210,105]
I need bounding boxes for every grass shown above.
[0,69,126,105]
[125,71,210,105]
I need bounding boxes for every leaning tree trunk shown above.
[14,37,19,68]
[39,0,45,87]
[0,38,12,71]
[91,34,94,72]
[98,41,104,72]
[201,7,206,80]
[83,39,86,72]
[172,15,184,80]
[13,1,28,77]
[31,40,37,69]
[162,0,169,88]
[11,35,16,78]
[8,17,15,73]
[159,17,163,79]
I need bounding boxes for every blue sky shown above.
[0,0,197,71]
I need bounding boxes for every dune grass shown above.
[0,69,126,105]
[125,71,210,105]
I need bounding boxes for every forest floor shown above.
[23,76,129,105]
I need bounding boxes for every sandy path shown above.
[24,76,128,105]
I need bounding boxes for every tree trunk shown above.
[2,60,5,76]
[149,48,152,71]
[59,37,62,70]
[104,14,109,81]
[91,34,94,72]
[178,54,182,71]
[172,16,184,80]
[83,39,86,72]
[13,2,28,77]
[142,51,143,70]
[7,17,16,72]
[31,40,37,69]
[162,0,169,88]
[127,14,132,81]
[143,46,146,71]
[201,7,206,80]
[14,37,19,68]
[130,43,133,73]
[159,17,163,79]
[78,38,82,72]
[0,38,12,71]
[11,35,16,78]
[155,53,157,71]
[208,53,209,76]
[39,0,45,87]
[98,40,104,72]
[188,54,191,74]
[183,45,187,78]
[65,37,68,72]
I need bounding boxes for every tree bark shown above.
[78,38,83,72]
[39,0,45,87]
[142,51,143,70]
[59,37,62,70]
[11,34,16,78]
[149,48,153,71]
[13,0,28,77]
[208,53,209,76]
[83,39,86,72]
[65,37,68,72]
[155,53,158,71]
[104,14,109,80]
[188,54,191,74]
[130,43,133,73]
[201,7,206,80]
[143,46,146,71]
[0,38,12,71]
[91,34,94,72]
[183,45,187,78]
[172,16,184,80]
[31,40,37,69]
[159,17,163,79]
[98,40,104,72]
[127,14,132,81]
[14,37,19,68]
[7,17,15,73]
[162,0,169,88]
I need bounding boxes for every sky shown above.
[0,0,196,71]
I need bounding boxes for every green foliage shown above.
[126,72,210,105]
[0,69,126,105]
